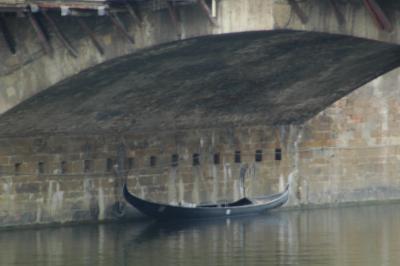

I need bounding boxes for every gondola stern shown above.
[123,183,165,218]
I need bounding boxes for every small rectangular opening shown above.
[38,162,45,174]
[193,153,200,166]
[171,154,179,167]
[14,163,21,175]
[255,150,263,162]
[213,153,220,165]
[234,151,241,163]
[106,158,114,172]
[150,156,157,167]
[275,148,282,161]
[127,157,134,170]
[84,160,91,173]
[60,161,67,174]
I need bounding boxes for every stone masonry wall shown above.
[0,126,294,227]
[296,67,400,206]
[2,67,400,227]
[3,0,400,114]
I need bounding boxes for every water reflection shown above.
[1,203,400,266]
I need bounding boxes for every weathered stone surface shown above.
[0,125,291,226]
[14,182,40,194]
[0,31,399,136]
[295,68,400,206]
[2,0,400,116]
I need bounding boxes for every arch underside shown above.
[0,30,400,137]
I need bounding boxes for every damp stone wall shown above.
[0,126,294,227]
[2,68,400,227]
[3,68,400,227]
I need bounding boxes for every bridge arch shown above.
[1,0,400,114]
[0,29,399,136]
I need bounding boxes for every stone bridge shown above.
[1,0,400,119]
[1,0,400,226]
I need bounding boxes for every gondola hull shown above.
[123,184,289,220]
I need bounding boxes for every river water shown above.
[1,203,400,266]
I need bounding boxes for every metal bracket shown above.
[42,10,78,57]
[109,11,135,45]
[287,0,308,25]
[27,12,53,55]
[77,18,104,55]
[329,0,345,26]
[166,0,182,37]
[363,0,392,32]
[197,0,218,26]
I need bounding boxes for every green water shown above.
[1,203,400,266]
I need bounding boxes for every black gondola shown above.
[123,184,290,220]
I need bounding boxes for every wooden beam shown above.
[37,2,106,11]
[363,0,392,32]
[77,18,104,55]
[27,12,52,55]
[329,0,345,26]
[109,11,135,45]
[0,15,16,54]
[42,11,78,57]
[166,1,181,37]
[287,0,308,24]
[197,0,218,26]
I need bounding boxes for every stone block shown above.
[15,182,40,194]
[138,176,154,186]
